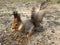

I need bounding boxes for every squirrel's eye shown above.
[16,23,18,26]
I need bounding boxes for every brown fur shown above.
[11,11,24,32]
[11,11,34,38]
[26,6,46,38]
[40,0,48,10]
[31,6,46,27]
[11,6,46,38]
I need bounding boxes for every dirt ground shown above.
[0,1,60,45]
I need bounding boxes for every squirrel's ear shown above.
[13,11,18,18]
[12,11,21,22]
